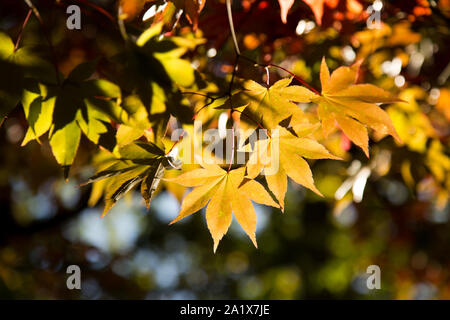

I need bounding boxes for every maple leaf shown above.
[300,58,401,157]
[0,32,56,121]
[119,0,206,29]
[276,0,325,25]
[16,60,124,177]
[247,123,339,209]
[54,64,124,172]
[167,165,278,252]
[235,78,315,131]
[277,0,363,26]
[109,22,196,143]
[82,141,182,216]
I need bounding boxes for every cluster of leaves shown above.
[1,0,448,252]
[277,0,365,25]
[186,56,399,250]
[117,0,208,37]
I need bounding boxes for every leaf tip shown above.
[101,200,115,218]
[311,185,324,197]
[363,148,370,158]
[213,240,219,253]
[392,131,403,145]
[169,215,181,225]
[329,153,344,161]
[250,235,258,249]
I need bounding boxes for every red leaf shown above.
[303,0,325,25]
[277,0,295,24]
[277,0,326,25]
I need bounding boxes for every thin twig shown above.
[167,8,184,35]
[239,55,321,95]
[183,93,224,119]
[228,54,240,95]
[226,55,241,171]
[24,0,42,23]
[192,94,227,119]
[117,6,128,41]
[70,0,115,23]
[226,0,240,55]
[227,124,235,172]
[267,63,321,95]
[14,9,32,51]
[23,0,60,85]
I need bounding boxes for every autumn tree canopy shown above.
[0,0,449,254]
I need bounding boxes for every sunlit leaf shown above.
[167,165,277,251]
[311,58,402,157]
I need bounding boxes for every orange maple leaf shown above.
[306,58,402,157]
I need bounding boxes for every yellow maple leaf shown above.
[166,164,278,252]
[247,123,340,210]
[307,58,402,157]
[237,78,315,130]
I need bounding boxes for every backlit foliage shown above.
[0,0,448,252]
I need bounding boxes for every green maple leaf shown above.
[82,140,182,216]
[0,31,55,121]
[108,23,199,140]
[21,60,124,177]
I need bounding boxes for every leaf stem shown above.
[233,109,268,134]
[267,63,321,95]
[192,94,227,119]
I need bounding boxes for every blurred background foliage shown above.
[0,0,449,299]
